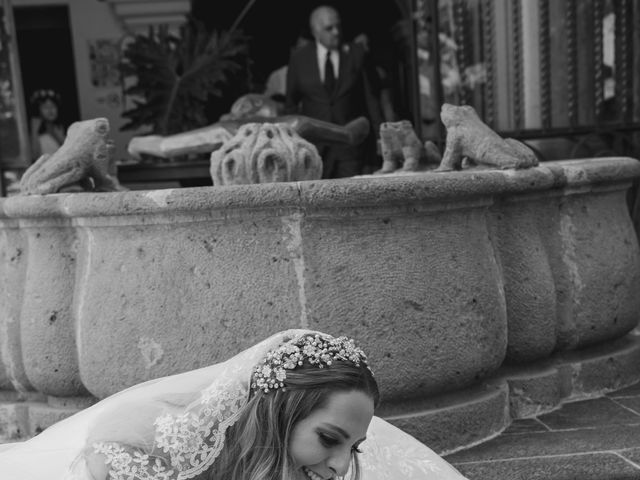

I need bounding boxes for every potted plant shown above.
[119,15,249,136]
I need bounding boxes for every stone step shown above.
[446,382,640,479]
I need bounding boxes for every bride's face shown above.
[289,390,374,480]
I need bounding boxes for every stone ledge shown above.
[381,332,640,454]
[382,383,509,455]
[498,331,640,418]
[4,157,638,219]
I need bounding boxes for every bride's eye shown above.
[318,432,340,448]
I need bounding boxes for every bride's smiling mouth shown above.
[302,466,333,480]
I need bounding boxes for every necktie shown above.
[324,51,336,94]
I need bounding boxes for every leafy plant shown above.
[120,16,249,135]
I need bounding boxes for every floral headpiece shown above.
[251,333,370,393]
[30,89,61,106]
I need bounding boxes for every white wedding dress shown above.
[0,330,466,480]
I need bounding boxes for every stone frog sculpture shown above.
[20,118,125,195]
[210,123,322,185]
[378,120,442,173]
[437,104,539,171]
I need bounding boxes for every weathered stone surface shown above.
[27,403,82,437]
[609,381,640,397]
[613,397,640,415]
[0,157,637,456]
[381,383,509,455]
[0,212,32,394]
[72,199,304,397]
[452,452,640,480]
[565,333,640,398]
[537,397,640,430]
[298,198,507,400]
[504,365,572,418]
[500,333,640,419]
[4,196,86,397]
[19,218,85,397]
[618,448,640,467]
[447,423,640,463]
[448,381,640,479]
[0,403,28,441]
[210,123,322,185]
[541,189,640,350]
[489,199,557,362]
[501,418,549,434]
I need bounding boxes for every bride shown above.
[0,330,467,479]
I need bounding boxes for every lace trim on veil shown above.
[94,371,249,480]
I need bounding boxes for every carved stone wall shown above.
[0,157,639,452]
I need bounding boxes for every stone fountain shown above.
[0,106,638,454]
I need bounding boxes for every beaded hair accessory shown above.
[30,89,61,106]
[251,333,370,393]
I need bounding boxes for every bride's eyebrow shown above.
[320,424,367,443]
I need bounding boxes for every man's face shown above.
[311,8,341,50]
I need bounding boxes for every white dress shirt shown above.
[316,43,339,83]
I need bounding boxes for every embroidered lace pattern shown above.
[93,374,248,480]
[155,377,248,479]
[94,443,174,480]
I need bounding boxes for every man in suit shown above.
[286,5,383,178]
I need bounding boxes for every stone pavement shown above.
[445,381,640,479]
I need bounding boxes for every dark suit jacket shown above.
[285,42,382,131]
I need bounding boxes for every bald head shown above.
[309,6,341,50]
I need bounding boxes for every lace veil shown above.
[0,329,467,480]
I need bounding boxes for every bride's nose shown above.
[327,449,351,477]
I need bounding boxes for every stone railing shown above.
[1,157,639,452]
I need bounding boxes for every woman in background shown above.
[29,89,66,159]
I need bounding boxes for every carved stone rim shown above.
[1,157,638,219]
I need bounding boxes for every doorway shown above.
[14,5,80,140]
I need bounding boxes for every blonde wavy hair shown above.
[207,360,380,480]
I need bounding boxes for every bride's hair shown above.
[208,360,379,480]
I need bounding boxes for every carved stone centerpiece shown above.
[210,122,323,185]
